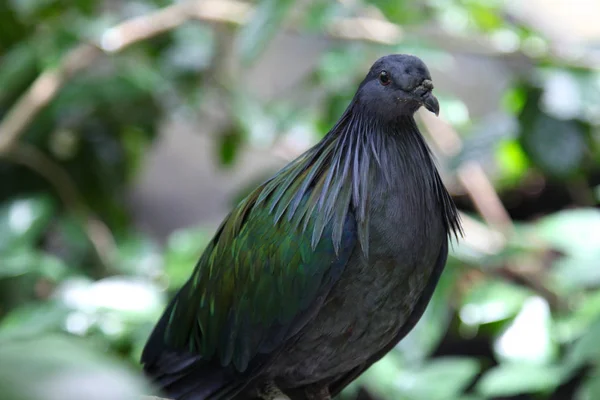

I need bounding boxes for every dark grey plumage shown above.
[264,56,461,396]
[141,54,462,400]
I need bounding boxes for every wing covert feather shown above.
[162,184,357,373]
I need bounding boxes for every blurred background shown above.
[0,0,599,399]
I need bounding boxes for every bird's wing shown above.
[328,239,449,398]
[141,142,358,399]
[164,188,356,369]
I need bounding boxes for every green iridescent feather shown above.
[150,108,383,374]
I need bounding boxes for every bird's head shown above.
[355,54,439,120]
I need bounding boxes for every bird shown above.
[141,54,463,400]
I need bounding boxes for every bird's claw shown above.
[257,381,291,400]
[305,385,332,400]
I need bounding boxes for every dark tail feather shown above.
[141,294,244,400]
[143,350,241,400]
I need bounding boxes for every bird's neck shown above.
[329,112,432,186]
[260,108,461,259]
[326,110,462,242]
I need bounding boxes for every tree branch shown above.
[0,45,102,154]
[417,112,564,309]
[417,111,514,236]
[142,396,172,400]
[0,143,117,269]
[0,0,405,153]
[0,0,588,154]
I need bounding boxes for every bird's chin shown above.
[422,93,440,116]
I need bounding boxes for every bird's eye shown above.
[379,71,391,86]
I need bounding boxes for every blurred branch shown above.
[0,45,102,154]
[1,0,595,155]
[0,143,117,269]
[500,262,563,310]
[417,112,566,309]
[567,176,597,206]
[418,111,514,236]
[456,212,507,254]
[0,0,403,154]
[457,161,515,234]
[99,0,251,53]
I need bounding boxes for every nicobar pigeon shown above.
[141,54,463,400]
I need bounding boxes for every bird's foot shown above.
[257,380,291,400]
[305,385,332,400]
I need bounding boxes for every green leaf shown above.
[7,0,51,19]
[534,209,600,290]
[121,125,153,179]
[554,290,600,343]
[495,139,529,186]
[0,251,39,279]
[164,227,211,290]
[0,335,149,400]
[0,301,70,341]
[576,369,600,400]
[459,278,531,326]
[468,3,504,31]
[453,113,517,167]
[0,42,37,105]
[52,216,93,267]
[394,357,481,400]
[317,48,368,91]
[48,277,165,341]
[162,24,215,74]
[55,277,164,321]
[476,363,563,397]
[0,196,55,254]
[356,355,403,400]
[535,208,600,256]
[538,67,600,123]
[502,86,527,115]
[0,250,68,280]
[540,69,582,120]
[236,0,295,65]
[520,112,586,178]
[0,2,27,50]
[231,91,277,147]
[114,234,162,276]
[366,0,426,25]
[218,127,244,166]
[439,96,470,127]
[578,71,600,123]
[493,296,557,364]
[301,0,343,31]
[563,319,600,375]
[551,256,600,291]
[359,356,480,400]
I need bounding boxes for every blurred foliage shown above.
[0,0,599,399]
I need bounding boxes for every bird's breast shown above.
[271,171,446,387]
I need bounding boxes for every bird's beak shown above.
[422,92,440,116]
